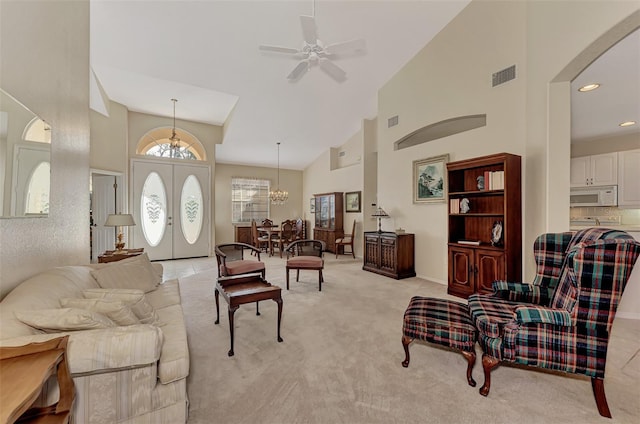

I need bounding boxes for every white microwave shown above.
[570,185,617,207]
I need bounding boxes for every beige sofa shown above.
[0,256,189,424]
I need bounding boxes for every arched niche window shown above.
[23,117,51,143]
[136,127,206,160]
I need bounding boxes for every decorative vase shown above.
[477,175,484,190]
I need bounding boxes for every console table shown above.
[363,232,416,279]
[0,336,75,424]
[98,248,144,263]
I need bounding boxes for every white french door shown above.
[131,159,210,260]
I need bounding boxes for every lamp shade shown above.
[104,213,136,227]
[371,207,389,218]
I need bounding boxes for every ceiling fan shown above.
[259,14,365,82]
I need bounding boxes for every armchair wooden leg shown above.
[286,268,290,290]
[401,335,413,367]
[461,350,477,387]
[256,301,260,316]
[591,378,612,418]
[318,270,323,291]
[479,354,500,396]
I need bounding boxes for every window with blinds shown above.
[231,177,270,223]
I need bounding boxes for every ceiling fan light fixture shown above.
[578,83,600,92]
[269,142,289,205]
[619,120,636,127]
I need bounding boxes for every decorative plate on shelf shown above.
[491,220,503,246]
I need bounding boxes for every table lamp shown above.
[104,213,136,253]
[371,207,390,233]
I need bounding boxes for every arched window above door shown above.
[136,127,206,160]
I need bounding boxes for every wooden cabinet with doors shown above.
[617,149,640,207]
[570,152,617,187]
[363,231,415,279]
[449,245,505,297]
[234,225,252,245]
[446,152,521,298]
[313,192,343,253]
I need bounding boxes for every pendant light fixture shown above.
[169,98,181,155]
[269,142,288,205]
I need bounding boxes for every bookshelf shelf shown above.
[446,153,522,298]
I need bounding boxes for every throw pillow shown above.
[15,308,115,333]
[60,298,140,326]
[82,288,160,325]
[90,253,158,293]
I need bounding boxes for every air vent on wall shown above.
[492,65,516,87]
[388,115,399,128]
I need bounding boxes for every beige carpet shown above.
[178,256,640,424]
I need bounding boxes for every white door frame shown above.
[90,169,125,262]
[130,158,210,260]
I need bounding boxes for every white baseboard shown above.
[617,312,640,320]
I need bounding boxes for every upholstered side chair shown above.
[285,239,325,291]
[215,243,266,279]
[468,228,640,418]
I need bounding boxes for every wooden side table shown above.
[0,336,75,424]
[214,273,283,357]
[98,248,144,263]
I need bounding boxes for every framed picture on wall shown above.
[413,154,449,203]
[345,191,361,213]
[310,198,315,213]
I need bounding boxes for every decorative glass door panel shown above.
[180,174,203,245]
[141,171,168,247]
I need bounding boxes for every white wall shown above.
[0,0,90,298]
[90,101,129,173]
[303,122,369,257]
[215,163,303,244]
[378,0,527,283]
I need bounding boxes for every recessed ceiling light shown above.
[619,121,637,127]
[578,83,600,92]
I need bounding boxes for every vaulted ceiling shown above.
[90,1,639,170]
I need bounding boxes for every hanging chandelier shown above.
[269,142,288,205]
[169,98,181,155]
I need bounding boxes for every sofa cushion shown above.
[91,253,159,293]
[145,279,181,310]
[155,304,190,384]
[15,308,115,332]
[60,298,140,326]
[83,288,160,325]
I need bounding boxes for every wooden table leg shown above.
[275,297,283,343]
[214,288,220,325]
[228,305,239,357]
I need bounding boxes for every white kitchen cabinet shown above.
[570,152,617,187]
[617,149,640,207]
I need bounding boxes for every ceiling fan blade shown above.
[259,45,300,54]
[287,60,309,81]
[300,15,318,45]
[319,58,347,82]
[325,39,366,56]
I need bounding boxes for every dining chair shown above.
[272,220,295,258]
[251,220,269,253]
[335,220,356,259]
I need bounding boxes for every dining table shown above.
[257,225,281,256]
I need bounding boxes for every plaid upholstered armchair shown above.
[468,228,640,417]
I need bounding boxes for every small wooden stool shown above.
[401,296,478,386]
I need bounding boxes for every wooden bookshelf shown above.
[446,153,522,298]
